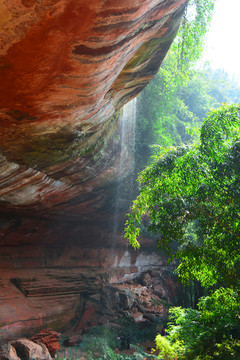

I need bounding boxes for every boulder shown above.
[149,270,160,277]
[132,311,144,322]
[63,335,82,347]
[153,284,167,299]
[11,339,52,360]
[0,343,20,360]
[140,273,152,287]
[119,289,135,310]
[30,329,60,356]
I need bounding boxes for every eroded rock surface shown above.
[0,0,187,216]
[30,329,60,356]
[0,0,187,341]
[10,339,51,360]
[0,343,20,360]
[97,269,178,326]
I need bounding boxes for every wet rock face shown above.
[0,0,187,342]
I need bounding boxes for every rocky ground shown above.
[0,269,178,359]
[62,268,178,339]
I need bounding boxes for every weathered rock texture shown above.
[0,0,187,216]
[10,339,51,360]
[0,343,21,360]
[30,329,60,355]
[0,0,187,341]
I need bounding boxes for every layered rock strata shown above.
[0,0,188,341]
[30,329,60,356]
[0,0,187,217]
[0,232,178,342]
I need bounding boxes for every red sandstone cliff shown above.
[0,0,187,341]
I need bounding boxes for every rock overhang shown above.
[0,0,188,341]
[0,0,187,219]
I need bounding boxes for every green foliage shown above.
[155,334,181,359]
[86,341,128,360]
[126,105,240,359]
[125,104,240,287]
[136,60,240,169]
[116,313,159,343]
[82,326,119,350]
[130,344,158,360]
[85,339,156,360]
[129,2,240,359]
[173,0,215,70]
[135,0,240,175]
[81,335,132,360]
[62,325,157,360]
[164,288,240,359]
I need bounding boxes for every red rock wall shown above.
[0,0,188,341]
[0,0,187,216]
[0,219,176,341]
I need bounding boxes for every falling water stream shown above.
[113,96,137,236]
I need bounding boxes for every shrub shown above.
[163,288,240,359]
[155,334,182,359]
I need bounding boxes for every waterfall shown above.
[122,97,137,174]
[113,96,137,235]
